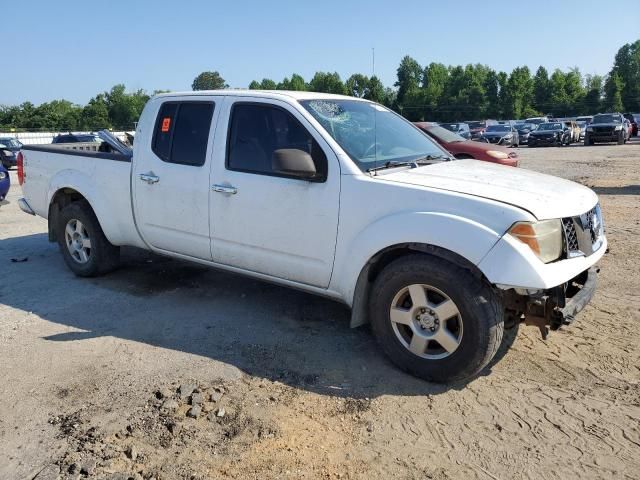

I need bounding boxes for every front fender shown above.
[478,233,608,289]
[330,211,503,306]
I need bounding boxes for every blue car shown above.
[0,164,10,201]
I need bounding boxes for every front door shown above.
[132,98,220,260]
[209,98,340,288]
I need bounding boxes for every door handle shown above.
[139,173,160,184]
[212,184,237,195]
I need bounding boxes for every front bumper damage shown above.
[504,266,598,339]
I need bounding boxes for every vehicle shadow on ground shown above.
[591,185,640,196]
[0,233,516,399]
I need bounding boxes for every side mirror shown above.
[272,149,317,179]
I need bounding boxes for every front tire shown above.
[57,200,120,277]
[369,254,504,383]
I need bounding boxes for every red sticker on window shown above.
[161,117,171,132]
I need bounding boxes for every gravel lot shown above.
[1,140,639,480]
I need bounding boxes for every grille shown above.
[584,206,599,243]
[562,204,604,257]
[562,218,579,252]
[594,126,613,134]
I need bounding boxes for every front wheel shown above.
[57,200,120,277]
[369,254,504,383]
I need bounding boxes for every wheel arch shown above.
[349,242,491,329]
[48,187,93,242]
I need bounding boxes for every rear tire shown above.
[369,254,504,383]
[57,200,120,277]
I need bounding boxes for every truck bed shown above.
[20,145,145,248]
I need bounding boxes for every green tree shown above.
[422,63,448,120]
[564,68,585,115]
[105,85,149,129]
[583,74,603,113]
[275,73,306,91]
[504,66,534,119]
[191,71,228,91]
[533,66,551,114]
[365,75,386,103]
[345,73,370,98]
[483,69,501,118]
[395,56,422,113]
[548,69,568,116]
[249,78,277,90]
[603,72,624,112]
[81,94,111,130]
[610,40,640,111]
[308,72,347,94]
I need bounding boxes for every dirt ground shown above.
[1,140,639,480]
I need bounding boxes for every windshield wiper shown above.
[413,153,452,164]
[366,161,417,173]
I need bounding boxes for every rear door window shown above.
[152,101,214,166]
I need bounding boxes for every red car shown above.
[414,122,518,167]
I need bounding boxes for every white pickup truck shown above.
[17,90,606,383]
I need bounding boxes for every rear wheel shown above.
[57,200,120,277]
[369,254,504,383]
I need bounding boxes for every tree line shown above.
[1,40,638,131]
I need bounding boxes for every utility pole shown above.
[372,48,375,77]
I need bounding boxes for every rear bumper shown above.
[18,197,36,215]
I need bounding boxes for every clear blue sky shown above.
[3,0,639,106]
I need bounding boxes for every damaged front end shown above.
[503,266,599,339]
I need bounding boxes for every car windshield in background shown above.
[576,121,586,127]
[516,123,535,131]
[75,135,101,142]
[467,121,485,129]
[300,100,447,172]
[592,114,622,124]
[486,125,510,132]
[0,138,21,148]
[424,125,466,143]
[537,123,562,130]
[440,123,461,132]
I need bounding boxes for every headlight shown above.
[486,150,509,159]
[508,219,563,263]
[614,125,622,131]
[587,126,593,132]
[0,171,6,180]
[504,134,513,139]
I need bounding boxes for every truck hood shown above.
[381,159,597,220]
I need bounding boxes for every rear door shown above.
[208,97,340,288]
[132,97,220,260]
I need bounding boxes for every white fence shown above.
[0,131,133,145]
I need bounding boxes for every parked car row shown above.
[434,111,638,149]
